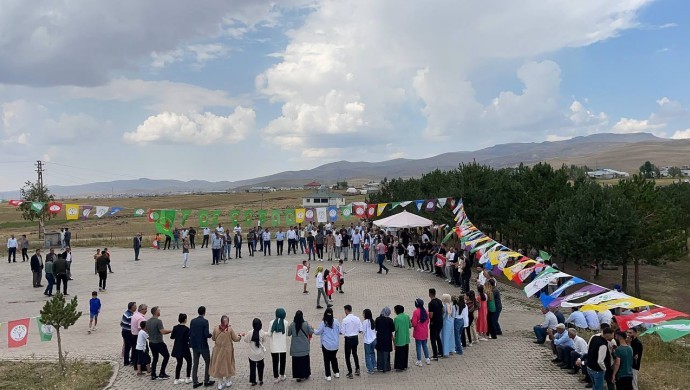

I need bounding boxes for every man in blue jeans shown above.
[586,327,615,390]
[533,306,558,343]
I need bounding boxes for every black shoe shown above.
[585,384,593,389]
[385,269,389,274]
[431,357,439,361]
[533,341,544,344]
[158,374,170,380]
[204,381,215,387]
[327,304,333,308]
[551,358,561,363]
[151,375,158,380]
[568,369,579,375]
[346,373,353,379]
[355,369,360,376]
[317,306,324,309]
[193,384,203,389]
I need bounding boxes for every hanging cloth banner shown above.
[48,202,63,214]
[316,207,327,223]
[295,208,305,224]
[641,320,690,342]
[180,209,192,225]
[81,205,93,220]
[376,203,387,216]
[447,197,456,209]
[340,204,352,217]
[148,209,159,223]
[328,206,338,222]
[304,208,315,222]
[353,204,366,218]
[503,259,536,280]
[437,198,447,208]
[540,277,586,306]
[524,269,569,297]
[36,317,54,342]
[390,202,401,210]
[95,206,109,218]
[415,200,424,211]
[581,297,653,313]
[561,290,627,308]
[197,210,210,227]
[244,210,255,225]
[155,209,176,238]
[229,210,241,225]
[7,318,30,348]
[616,307,689,331]
[9,200,23,207]
[548,284,607,308]
[271,210,282,226]
[366,204,376,218]
[400,201,412,208]
[133,208,146,217]
[257,210,268,225]
[30,202,45,212]
[424,199,436,212]
[210,210,221,226]
[65,204,78,219]
[285,209,296,225]
[109,207,123,216]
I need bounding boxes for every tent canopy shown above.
[373,210,433,228]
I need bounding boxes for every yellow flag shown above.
[504,259,535,280]
[295,208,306,224]
[376,203,387,216]
[65,204,79,220]
[581,297,653,312]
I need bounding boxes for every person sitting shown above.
[566,329,589,373]
[533,307,558,344]
[582,309,600,331]
[552,306,565,325]
[550,323,571,359]
[597,309,613,326]
[565,307,588,330]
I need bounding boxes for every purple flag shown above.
[548,284,606,308]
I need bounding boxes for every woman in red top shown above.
[411,298,430,366]
[475,286,488,341]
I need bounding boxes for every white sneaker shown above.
[280,375,286,381]
[326,376,332,381]
[173,379,183,384]
[217,383,224,390]
[224,380,233,388]
[415,360,422,366]
[425,358,431,365]
[185,377,192,384]
[335,373,340,378]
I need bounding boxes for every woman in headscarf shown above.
[244,318,266,386]
[411,298,430,366]
[287,310,314,382]
[313,307,341,381]
[210,315,243,389]
[268,308,288,383]
[441,294,455,356]
[374,307,394,373]
[393,305,411,371]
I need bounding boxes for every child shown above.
[406,242,416,269]
[337,260,345,294]
[324,269,333,302]
[88,291,101,334]
[362,240,370,263]
[170,313,192,384]
[244,318,267,386]
[302,260,310,294]
[136,320,151,376]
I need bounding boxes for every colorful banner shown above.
[109,207,123,216]
[424,199,436,212]
[376,203,387,216]
[133,208,146,217]
[353,204,366,219]
[304,208,315,222]
[340,204,352,217]
[540,277,586,307]
[391,202,401,210]
[65,204,79,220]
[155,209,176,238]
[316,207,327,223]
[366,204,376,218]
[229,210,241,225]
[524,269,569,297]
[95,206,109,218]
[180,209,192,225]
[284,209,296,225]
[271,210,281,226]
[616,307,689,331]
[36,317,54,342]
[47,202,63,214]
[30,202,45,212]
[198,210,210,227]
[437,198,447,208]
[325,274,335,296]
[548,284,607,308]
[295,208,305,224]
[148,209,158,222]
[210,210,221,226]
[561,290,628,308]
[581,297,653,312]
[81,205,93,220]
[328,206,338,222]
[295,265,308,282]
[7,318,30,348]
[257,210,268,225]
[9,200,23,206]
[641,320,690,342]
[415,200,424,211]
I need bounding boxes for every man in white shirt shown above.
[341,305,362,378]
[7,234,18,263]
[211,232,223,265]
[534,307,558,344]
[287,227,297,255]
[597,309,613,326]
[181,228,189,239]
[565,329,589,373]
[262,229,271,256]
[334,231,343,260]
[276,229,285,256]
[233,224,242,234]
[351,230,361,261]
[201,227,211,248]
[216,223,224,234]
[565,308,588,329]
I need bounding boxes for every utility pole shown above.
[36,160,45,239]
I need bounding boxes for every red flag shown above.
[616,307,688,331]
[9,200,23,207]
[326,274,335,296]
[47,202,63,214]
[295,265,307,283]
[366,204,376,218]
[331,266,340,278]
[353,204,366,218]
[435,253,446,267]
[447,197,455,208]
[8,318,30,348]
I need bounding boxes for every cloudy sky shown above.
[1,0,688,191]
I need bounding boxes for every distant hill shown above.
[2,132,681,198]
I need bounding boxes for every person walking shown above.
[375,240,389,274]
[341,305,362,378]
[121,302,136,367]
[133,234,142,261]
[7,234,18,263]
[411,298,431,366]
[268,308,288,383]
[393,305,411,371]
[171,313,192,385]
[244,318,267,386]
[190,306,214,388]
[288,310,314,382]
[53,252,69,295]
[362,309,377,374]
[428,289,444,360]
[374,307,394,373]
[314,307,341,381]
[210,315,243,389]
[30,249,44,288]
[182,236,191,268]
[43,250,56,296]
[96,250,110,291]
[148,306,172,380]
[315,266,331,309]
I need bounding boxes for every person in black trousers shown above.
[489,279,503,335]
[189,227,197,249]
[234,232,243,259]
[171,313,192,384]
[428,289,443,360]
[190,306,214,388]
[121,302,136,367]
[461,254,473,294]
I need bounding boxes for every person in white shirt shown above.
[7,235,18,263]
[564,329,589,373]
[340,305,362,378]
[181,229,189,239]
[233,224,242,234]
[315,266,331,309]
[565,308,588,329]
[583,310,600,330]
[59,228,66,250]
[597,309,613,326]
[334,232,343,260]
[135,320,151,375]
[361,309,377,375]
[64,247,73,280]
[351,230,362,261]
[262,229,271,256]
[268,308,288,383]
[533,307,558,344]
[406,243,416,269]
[287,228,297,255]
[275,229,285,256]
[201,227,211,248]
[216,224,224,234]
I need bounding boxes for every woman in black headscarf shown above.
[374,307,394,372]
[287,310,314,382]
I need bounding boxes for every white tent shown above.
[373,210,433,228]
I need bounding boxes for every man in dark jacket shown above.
[30,249,43,287]
[96,252,110,291]
[587,327,615,390]
[189,306,214,388]
[53,253,69,295]
[233,231,243,259]
[133,234,142,261]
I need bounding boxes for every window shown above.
[306,199,311,203]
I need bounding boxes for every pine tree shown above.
[39,293,82,374]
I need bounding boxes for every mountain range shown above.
[3,132,689,198]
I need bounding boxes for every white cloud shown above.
[610,96,689,137]
[258,0,652,151]
[151,49,184,68]
[671,129,690,139]
[569,100,608,126]
[187,44,230,68]
[612,117,664,133]
[123,107,255,145]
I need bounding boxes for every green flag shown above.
[155,209,176,238]
[180,209,192,226]
[284,209,295,225]
[30,202,45,212]
[210,210,221,226]
[36,317,54,342]
[229,210,241,225]
[198,210,210,227]
[257,210,268,226]
[271,210,281,226]
[133,208,146,217]
[641,320,690,342]
[390,202,401,210]
[539,250,551,261]
[243,210,254,225]
[441,230,455,244]
[340,205,352,218]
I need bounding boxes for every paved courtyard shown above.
[1,246,582,389]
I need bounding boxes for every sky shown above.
[1,0,689,192]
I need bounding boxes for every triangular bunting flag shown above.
[415,200,424,211]
[424,199,436,212]
[437,198,447,208]
[400,201,412,208]
[376,203,387,216]
[95,206,109,218]
[108,207,123,216]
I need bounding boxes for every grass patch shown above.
[0,360,112,390]
[638,335,690,390]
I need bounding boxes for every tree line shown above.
[369,162,690,297]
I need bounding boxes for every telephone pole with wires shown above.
[36,160,45,238]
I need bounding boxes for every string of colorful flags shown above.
[447,199,690,342]
[4,198,458,238]
[0,316,54,349]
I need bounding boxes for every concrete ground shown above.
[1,246,582,389]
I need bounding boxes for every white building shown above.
[302,190,346,207]
[586,168,630,179]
